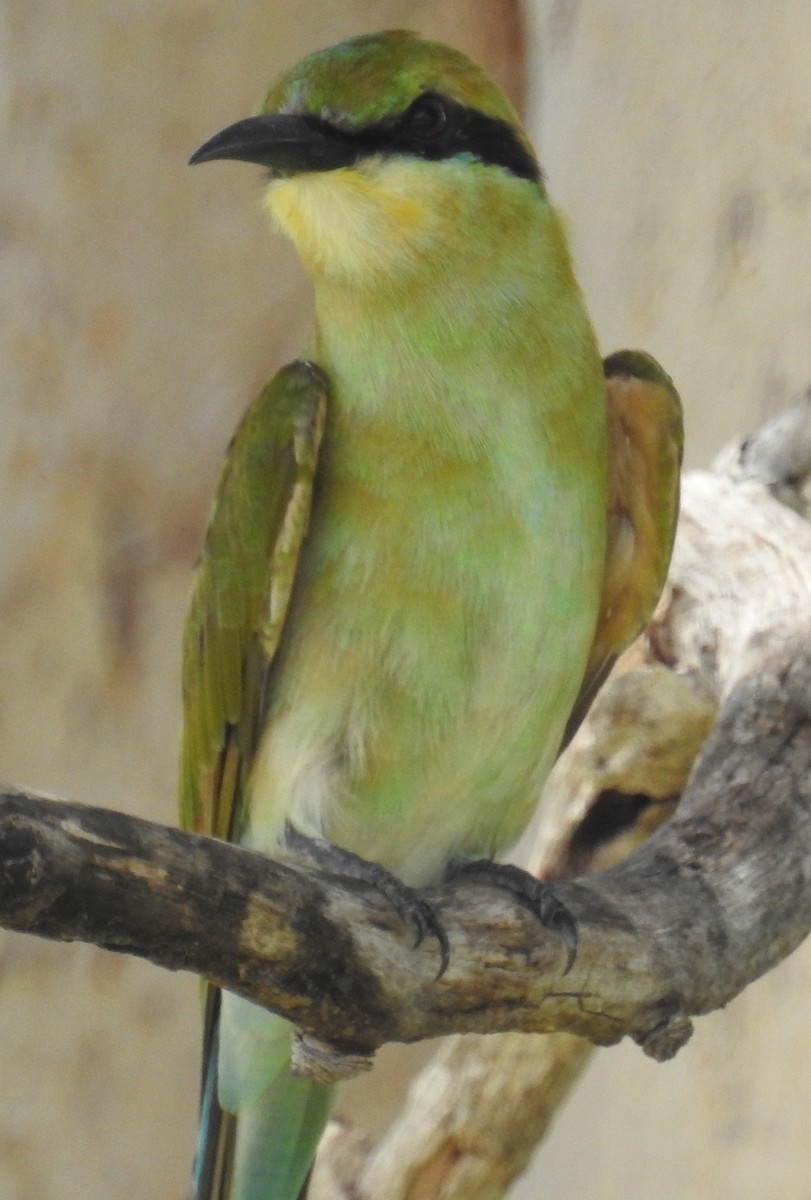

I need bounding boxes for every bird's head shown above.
[190,31,542,285]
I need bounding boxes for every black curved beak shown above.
[188,113,357,176]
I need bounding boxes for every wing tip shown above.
[603,348,676,392]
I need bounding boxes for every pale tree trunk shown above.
[514,5,811,1198]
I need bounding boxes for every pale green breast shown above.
[244,289,607,886]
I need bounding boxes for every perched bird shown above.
[182,29,682,1200]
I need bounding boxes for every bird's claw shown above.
[448,859,578,974]
[407,895,450,977]
[283,825,450,977]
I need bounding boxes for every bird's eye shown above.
[404,95,449,141]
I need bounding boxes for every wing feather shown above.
[179,359,328,842]
[562,350,683,748]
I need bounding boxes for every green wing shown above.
[562,350,683,748]
[179,359,328,842]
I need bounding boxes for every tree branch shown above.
[3,397,811,1200]
[2,609,811,1066]
[307,392,811,1199]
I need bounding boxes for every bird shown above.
[181,28,682,1200]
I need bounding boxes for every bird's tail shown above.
[194,992,336,1200]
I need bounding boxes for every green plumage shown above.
[182,363,328,1199]
[181,28,681,1200]
[180,362,327,843]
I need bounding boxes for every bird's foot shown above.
[447,860,578,974]
[283,825,450,977]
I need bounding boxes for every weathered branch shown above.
[307,392,811,1199]
[3,396,811,1200]
[2,607,811,1065]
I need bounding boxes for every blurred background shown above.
[1,2,810,1197]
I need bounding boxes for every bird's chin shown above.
[262,162,439,286]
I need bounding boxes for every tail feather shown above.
[195,1031,237,1200]
[231,1070,334,1200]
[194,993,335,1200]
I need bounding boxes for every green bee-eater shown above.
[181,29,682,1200]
